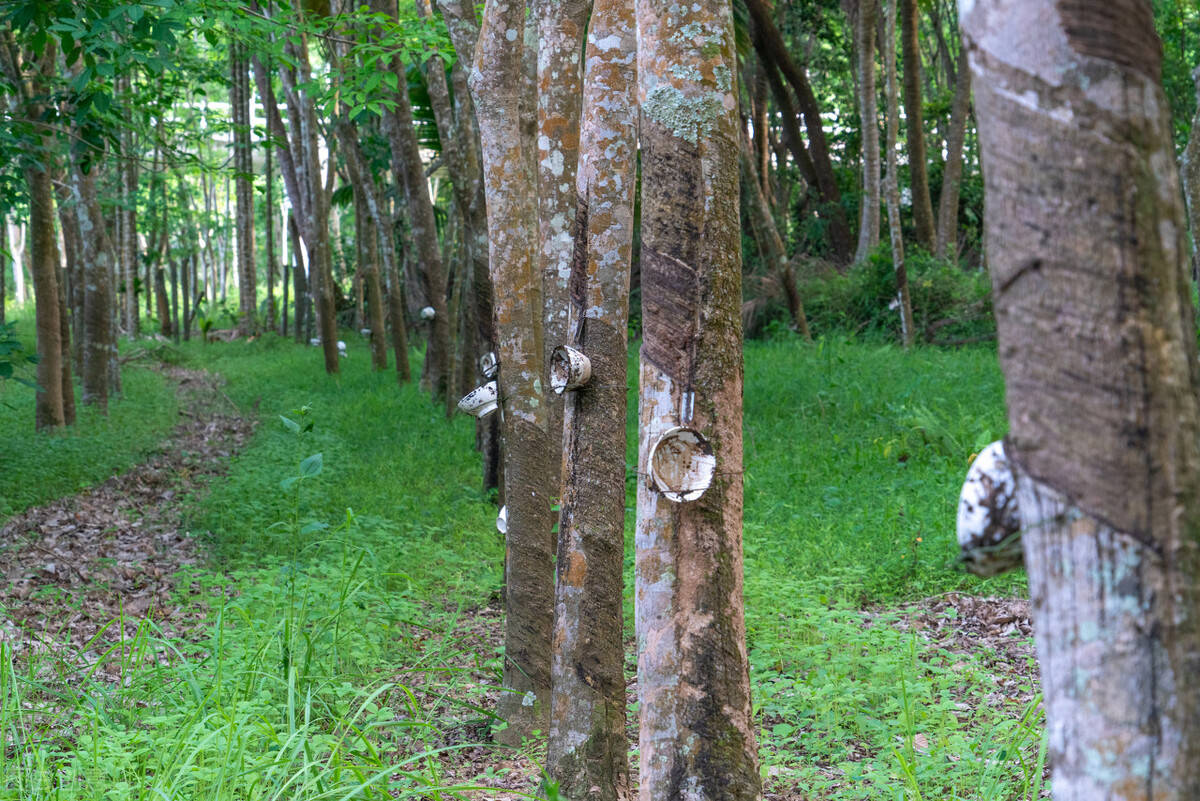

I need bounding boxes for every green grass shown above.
[0,309,179,519]
[0,330,1042,800]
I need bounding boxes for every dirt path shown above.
[0,365,255,680]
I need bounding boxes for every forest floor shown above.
[0,366,253,679]
[0,335,1046,800]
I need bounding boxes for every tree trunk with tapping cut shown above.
[634,0,760,797]
[338,124,390,372]
[433,0,503,493]
[546,0,635,795]
[535,0,589,477]
[469,0,557,745]
[964,0,1200,796]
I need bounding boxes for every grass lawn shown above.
[0,330,1043,800]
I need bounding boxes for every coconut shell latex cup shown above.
[648,426,716,502]
[457,381,499,418]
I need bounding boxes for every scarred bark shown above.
[546,0,635,795]
[634,1,760,798]
[935,43,971,260]
[964,0,1200,796]
[536,0,589,472]
[884,0,914,346]
[469,0,556,743]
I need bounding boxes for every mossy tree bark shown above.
[546,0,635,795]
[964,0,1200,796]
[634,0,760,797]
[469,0,557,745]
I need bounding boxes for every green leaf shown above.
[0,362,13,379]
[280,415,301,433]
[280,475,300,491]
[299,452,323,478]
[299,521,329,535]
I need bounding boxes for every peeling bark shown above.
[546,0,635,795]
[634,1,760,798]
[964,0,1200,796]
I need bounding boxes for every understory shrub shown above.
[793,246,994,344]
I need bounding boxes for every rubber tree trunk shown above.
[634,0,761,797]
[338,123,390,372]
[854,0,881,263]
[883,0,914,347]
[28,164,65,429]
[433,0,503,494]
[0,214,6,325]
[231,38,257,336]
[250,10,337,373]
[1181,65,1200,282]
[535,0,589,477]
[546,0,635,795]
[744,0,853,263]
[934,43,971,260]
[739,132,811,339]
[71,158,115,413]
[964,0,1200,796]
[899,0,934,250]
[120,73,139,337]
[469,0,557,745]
